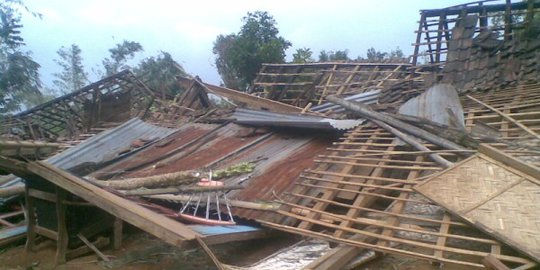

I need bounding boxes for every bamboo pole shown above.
[372,120,453,168]
[325,95,469,153]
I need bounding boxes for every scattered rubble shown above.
[0,1,539,269]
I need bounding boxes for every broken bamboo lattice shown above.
[261,123,534,268]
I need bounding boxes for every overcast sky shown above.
[20,0,471,89]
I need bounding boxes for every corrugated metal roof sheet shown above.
[233,108,363,131]
[398,84,465,128]
[311,90,380,113]
[2,118,176,189]
[98,123,261,178]
[223,133,331,221]
[48,118,176,169]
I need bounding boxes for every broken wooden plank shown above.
[77,233,110,262]
[25,161,199,247]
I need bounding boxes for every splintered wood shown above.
[415,151,540,263]
[260,123,535,269]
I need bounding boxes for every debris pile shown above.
[0,1,539,269]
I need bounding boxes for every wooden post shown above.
[24,186,37,253]
[113,217,123,250]
[412,13,426,65]
[55,187,68,265]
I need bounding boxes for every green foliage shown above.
[213,162,255,179]
[213,34,241,89]
[53,44,88,95]
[366,47,387,61]
[102,40,143,77]
[292,47,314,63]
[0,0,43,114]
[362,47,408,62]
[318,50,350,62]
[134,51,188,97]
[213,11,291,91]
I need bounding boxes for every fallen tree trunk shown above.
[0,184,25,197]
[92,162,256,191]
[325,95,470,153]
[90,170,201,190]
[123,184,244,196]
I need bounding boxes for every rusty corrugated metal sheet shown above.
[94,122,332,221]
[97,123,264,178]
[223,133,331,221]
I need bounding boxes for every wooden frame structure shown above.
[1,70,155,140]
[412,0,540,66]
[24,184,124,264]
[462,83,540,142]
[252,63,412,107]
[259,82,540,269]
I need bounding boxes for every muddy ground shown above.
[0,231,475,270]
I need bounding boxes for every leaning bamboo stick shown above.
[372,120,454,168]
[325,95,469,153]
[196,237,226,270]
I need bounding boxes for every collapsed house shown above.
[0,1,539,269]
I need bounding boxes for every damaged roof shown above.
[233,108,364,131]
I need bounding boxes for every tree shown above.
[318,50,350,62]
[102,40,143,77]
[0,0,43,114]
[213,34,241,89]
[366,47,387,62]
[52,44,88,95]
[365,47,408,63]
[213,11,291,91]
[134,51,188,98]
[292,47,314,63]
